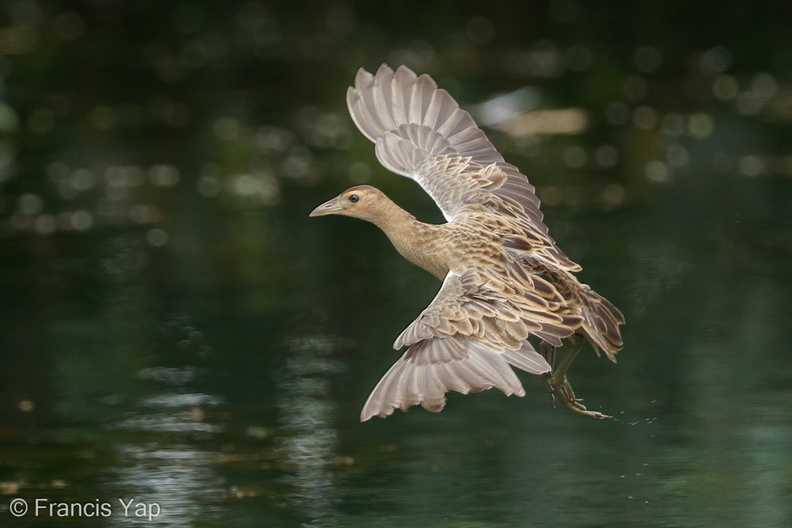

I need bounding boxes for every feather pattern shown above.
[361,335,547,421]
[313,64,625,420]
[348,64,578,270]
[348,66,537,215]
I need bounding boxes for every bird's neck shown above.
[372,203,449,280]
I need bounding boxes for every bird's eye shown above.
[348,194,359,203]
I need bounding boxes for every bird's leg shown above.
[538,340,556,370]
[542,335,611,419]
[538,340,562,408]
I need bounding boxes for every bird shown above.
[310,64,625,421]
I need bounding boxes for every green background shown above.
[1,1,790,527]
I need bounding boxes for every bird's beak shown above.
[309,196,343,217]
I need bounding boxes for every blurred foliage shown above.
[2,0,792,237]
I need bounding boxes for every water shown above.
[2,2,792,527]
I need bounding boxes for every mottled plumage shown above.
[310,64,625,421]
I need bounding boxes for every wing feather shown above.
[360,335,534,421]
[361,270,586,420]
[347,64,546,225]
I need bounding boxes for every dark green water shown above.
[2,2,791,527]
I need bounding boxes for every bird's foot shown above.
[544,373,611,420]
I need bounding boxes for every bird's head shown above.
[309,185,391,224]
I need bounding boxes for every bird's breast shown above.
[381,215,509,280]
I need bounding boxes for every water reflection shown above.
[109,444,220,527]
[274,335,345,528]
[107,315,223,526]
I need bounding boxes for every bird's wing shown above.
[347,64,580,271]
[347,64,543,225]
[360,269,583,421]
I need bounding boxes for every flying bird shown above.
[310,64,624,421]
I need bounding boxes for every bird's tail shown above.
[577,286,625,362]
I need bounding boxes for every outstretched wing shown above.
[347,64,543,223]
[360,335,541,421]
[347,63,580,271]
[360,269,583,421]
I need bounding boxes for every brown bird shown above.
[310,64,624,421]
